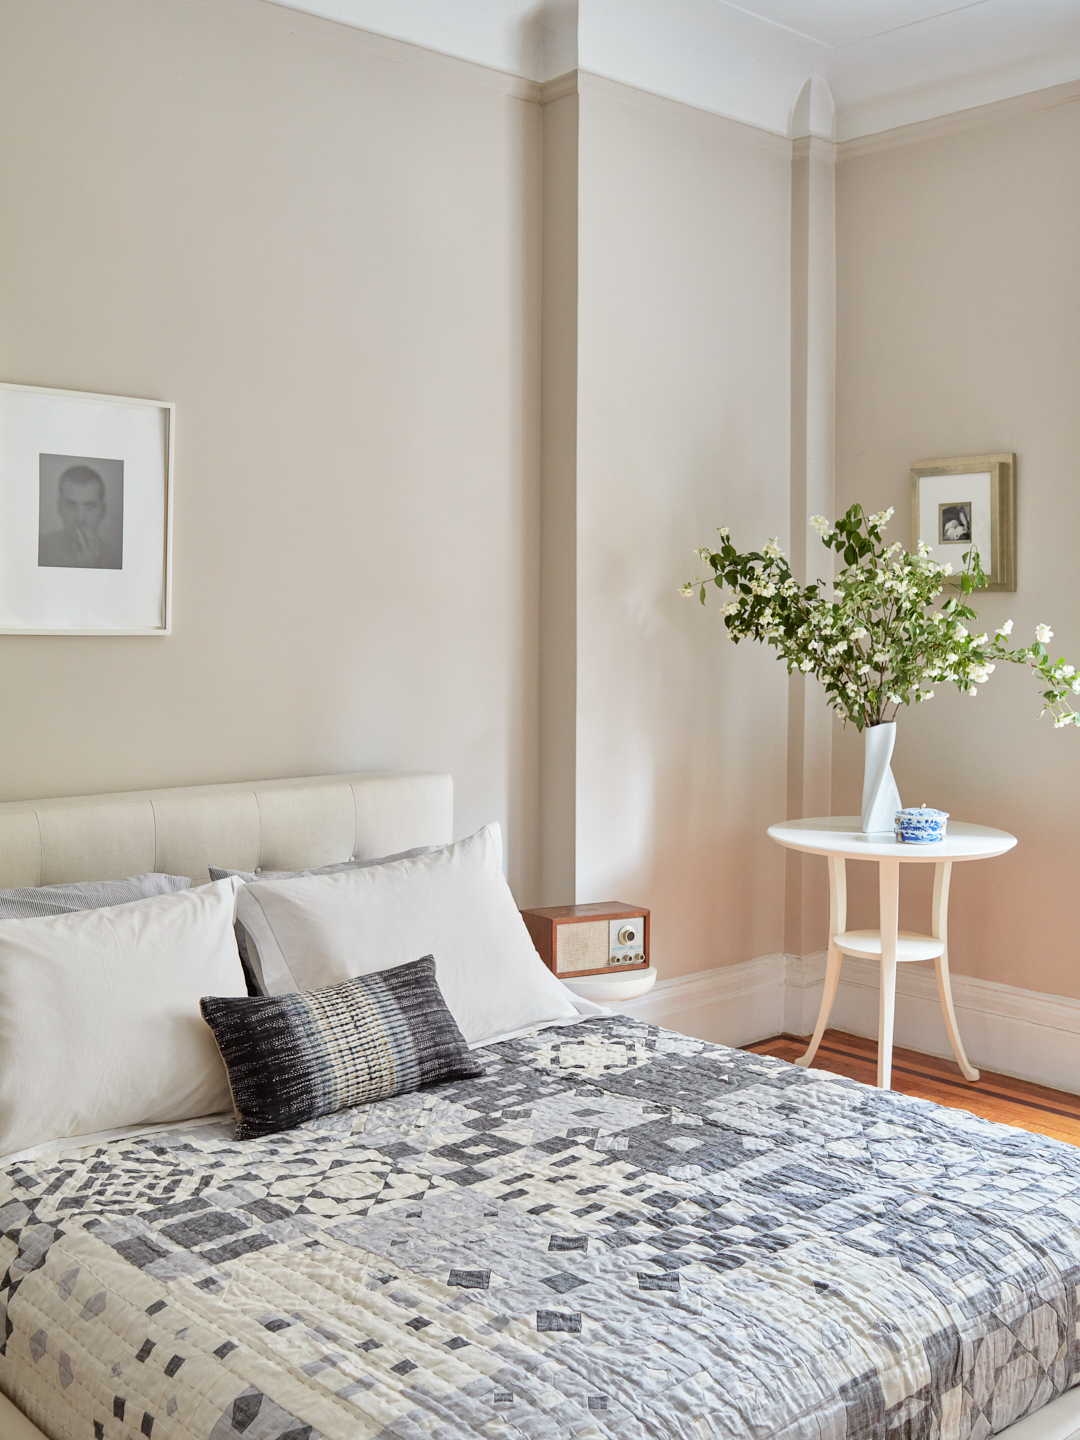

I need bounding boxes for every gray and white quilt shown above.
[1,1015,1078,1439]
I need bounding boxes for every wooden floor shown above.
[744,1030,1080,1146]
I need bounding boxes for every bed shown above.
[0,771,1078,1440]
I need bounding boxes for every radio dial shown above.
[617,925,638,946]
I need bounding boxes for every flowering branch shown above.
[681,504,1080,732]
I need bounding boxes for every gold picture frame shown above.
[910,452,1015,592]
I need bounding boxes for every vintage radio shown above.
[520,901,650,979]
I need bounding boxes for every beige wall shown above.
[0,0,543,896]
[835,94,1080,998]
[10,0,1073,1005]
[574,80,793,977]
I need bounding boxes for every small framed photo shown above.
[911,452,1015,591]
[0,382,173,634]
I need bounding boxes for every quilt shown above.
[1,1015,1078,1440]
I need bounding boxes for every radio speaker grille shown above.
[555,921,608,974]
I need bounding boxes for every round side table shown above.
[767,816,1017,1089]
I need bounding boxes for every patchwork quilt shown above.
[1,1016,1079,1440]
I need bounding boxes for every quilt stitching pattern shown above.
[0,1016,1078,1439]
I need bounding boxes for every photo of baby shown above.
[939,502,972,544]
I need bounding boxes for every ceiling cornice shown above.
[194,0,1080,147]
[838,73,1080,158]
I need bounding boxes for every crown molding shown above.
[539,71,579,107]
[792,135,836,165]
[547,70,792,157]
[176,0,542,102]
[838,75,1080,161]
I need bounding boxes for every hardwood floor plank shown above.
[743,1030,1080,1145]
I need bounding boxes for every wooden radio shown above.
[520,901,650,979]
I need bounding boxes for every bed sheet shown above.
[0,1015,1078,1439]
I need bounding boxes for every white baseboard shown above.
[618,955,787,1046]
[618,951,1080,1096]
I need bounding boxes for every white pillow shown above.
[0,877,246,1160]
[236,824,581,1046]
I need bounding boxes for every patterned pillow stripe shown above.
[0,873,191,920]
[200,955,483,1140]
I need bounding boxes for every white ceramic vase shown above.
[861,721,902,834]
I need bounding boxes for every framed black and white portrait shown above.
[911,453,1016,592]
[0,383,173,633]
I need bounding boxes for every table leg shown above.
[796,855,846,1069]
[877,858,900,1089]
[931,860,979,1082]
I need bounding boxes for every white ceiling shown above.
[268,0,1080,140]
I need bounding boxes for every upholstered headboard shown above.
[0,771,454,889]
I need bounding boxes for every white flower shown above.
[869,507,895,528]
[858,665,871,677]
[722,602,739,616]
[1036,624,1054,644]
[719,526,729,538]
[799,659,812,672]
[917,540,931,557]
[953,623,967,639]
[763,538,784,560]
[997,619,1013,637]
[974,634,987,646]
[921,690,935,701]
[967,685,978,696]
[851,626,867,641]
[1060,664,1076,678]
[942,563,954,576]
[679,584,694,597]
[809,515,830,536]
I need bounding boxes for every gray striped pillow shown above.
[0,873,191,920]
[200,955,483,1139]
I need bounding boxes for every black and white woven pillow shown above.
[200,955,483,1139]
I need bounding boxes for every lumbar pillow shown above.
[235,824,580,1046]
[0,877,247,1160]
[201,955,483,1139]
[0,872,190,920]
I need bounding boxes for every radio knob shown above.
[617,925,638,946]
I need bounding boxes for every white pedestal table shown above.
[767,816,1017,1089]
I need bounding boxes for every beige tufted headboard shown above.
[0,771,454,889]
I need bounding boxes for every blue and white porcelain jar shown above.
[894,805,949,843]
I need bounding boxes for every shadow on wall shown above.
[517,1,578,80]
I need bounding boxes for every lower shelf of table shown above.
[834,930,945,962]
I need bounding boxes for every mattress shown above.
[1,1015,1078,1439]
